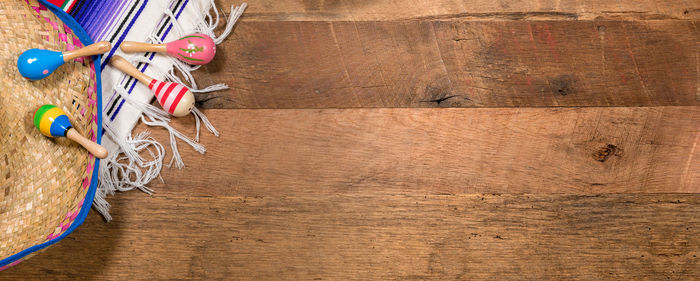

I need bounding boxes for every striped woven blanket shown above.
[47,0,246,220]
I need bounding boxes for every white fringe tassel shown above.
[95,1,245,221]
[96,126,165,221]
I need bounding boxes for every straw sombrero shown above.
[0,0,102,270]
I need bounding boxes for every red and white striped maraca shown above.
[110,55,195,117]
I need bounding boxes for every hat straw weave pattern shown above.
[0,0,100,270]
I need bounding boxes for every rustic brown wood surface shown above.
[223,0,700,21]
[3,0,700,279]
[198,20,699,109]
[4,193,700,280]
[153,108,698,195]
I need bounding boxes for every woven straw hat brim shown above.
[0,0,99,266]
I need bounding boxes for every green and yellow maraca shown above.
[34,105,108,159]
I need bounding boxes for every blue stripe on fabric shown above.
[80,0,124,40]
[72,0,98,24]
[100,0,148,71]
[76,0,104,36]
[111,0,190,120]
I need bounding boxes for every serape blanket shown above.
[47,0,246,220]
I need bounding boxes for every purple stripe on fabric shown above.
[100,0,148,72]
[75,1,108,38]
[85,1,116,39]
[78,1,107,37]
[94,0,130,40]
[75,0,127,40]
[94,0,128,40]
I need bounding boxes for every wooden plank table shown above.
[3,0,699,279]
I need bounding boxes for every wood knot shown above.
[548,75,576,96]
[593,144,622,162]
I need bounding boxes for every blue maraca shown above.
[18,41,111,80]
[34,104,108,159]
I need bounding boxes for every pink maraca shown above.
[120,34,216,65]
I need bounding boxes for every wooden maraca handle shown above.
[63,41,112,62]
[121,41,167,53]
[66,128,108,159]
[109,55,153,86]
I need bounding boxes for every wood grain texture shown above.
[220,0,700,21]
[3,193,700,280]
[197,20,699,108]
[135,107,700,197]
[3,1,699,279]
